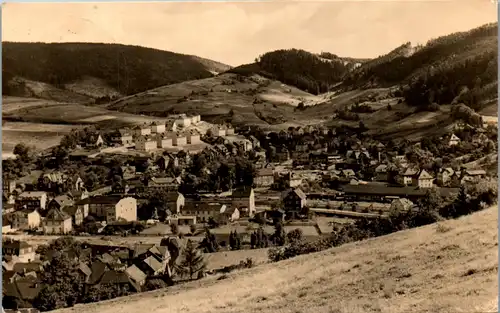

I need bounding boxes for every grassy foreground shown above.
[55,205,498,313]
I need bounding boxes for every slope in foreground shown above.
[57,206,498,313]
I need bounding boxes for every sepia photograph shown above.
[1,1,498,312]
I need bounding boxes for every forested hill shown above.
[2,42,230,97]
[342,23,498,92]
[227,49,361,95]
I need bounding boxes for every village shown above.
[2,111,497,312]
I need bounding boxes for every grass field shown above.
[54,206,498,313]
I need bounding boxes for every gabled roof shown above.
[282,188,306,200]
[18,191,47,199]
[132,243,155,259]
[402,168,419,176]
[418,170,433,180]
[125,265,147,283]
[464,169,486,176]
[450,134,460,141]
[79,262,92,277]
[51,195,74,208]
[44,207,71,221]
[76,195,123,205]
[88,260,108,285]
[143,255,164,272]
[99,270,131,285]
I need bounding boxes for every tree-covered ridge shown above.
[343,23,498,89]
[2,42,224,96]
[229,49,352,94]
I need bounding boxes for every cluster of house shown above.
[2,238,178,310]
[108,114,236,152]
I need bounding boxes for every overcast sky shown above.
[2,1,497,66]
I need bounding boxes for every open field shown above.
[2,121,82,155]
[54,206,498,313]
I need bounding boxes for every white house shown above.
[449,134,460,146]
[187,130,201,145]
[135,135,157,151]
[211,126,226,137]
[156,134,173,149]
[176,116,191,127]
[165,121,178,132]
[417,170,434,188]
[151,122,166,134]
[226,126,235,136]
[134,125,152,137]
[190,115,201,125]
[173,132,188,146]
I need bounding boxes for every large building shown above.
[76,196,137,223]
[43,207,73,234]
[231,187,255,217]
[135,135,157,151]
[16,191,48,211]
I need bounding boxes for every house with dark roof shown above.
[231,187,256,217]
[340,184,459,202]
[3,276,41,309]
[62,205,85,226]
[182,201,227,223]
[281,188,307,218]
[42,207,72,234]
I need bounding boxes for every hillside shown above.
[341,23,498,112]
[2,42,230,101]
[105,73,330,130]
[55,205,498,313]
[228,49,358,94]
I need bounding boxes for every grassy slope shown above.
[105,73,326,131]
[56,206,498,313]
[2,42,230,101]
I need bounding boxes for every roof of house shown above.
[51,195,74,208]
[143,255,164,272]
[418,170,433,180]
[232,187,253,198]
[150,177,179,185]
[391,198,414,209]
[166,192,183,202]
[99,270,131,285]
[13,262,44,274]
[41,171,67,183]
[183,201,226,212]
[98,253,119,264]
[125,265,147,282]
[76,196,123,205]
[62,205,80,217]
[450,134,460,141]
[402,168,419,176]
[17,191,47,199]
[79,262,92,277]
[282,188,307,200]
[88,260,108,285]
[132,243,155,259]
[44,207,71,221]
[464,169,486,176]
